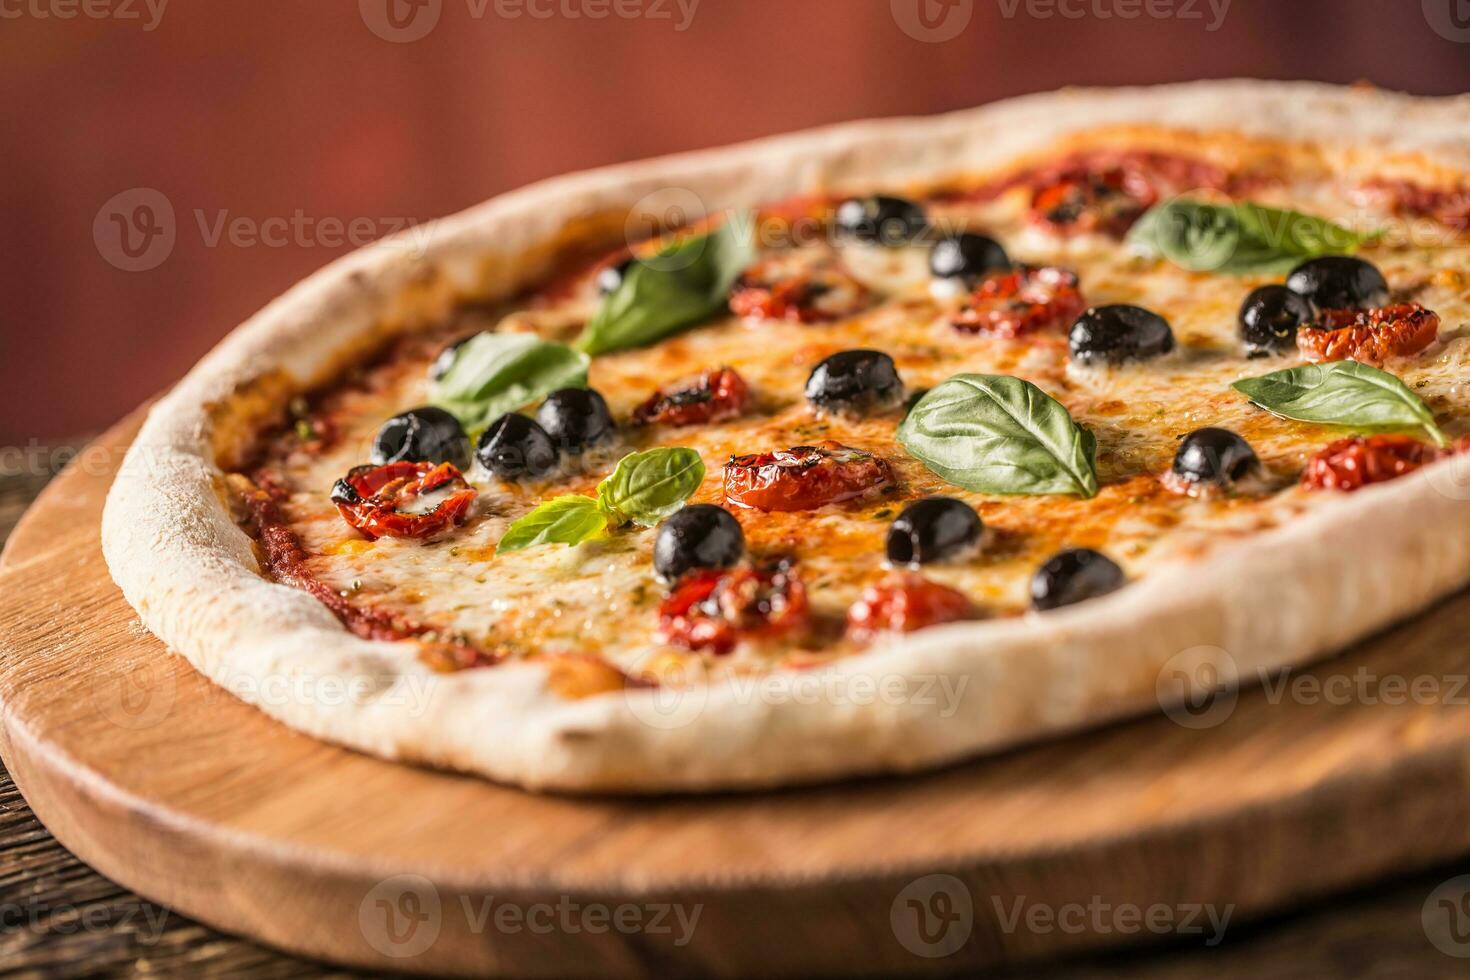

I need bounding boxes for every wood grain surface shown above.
[3,418,1470,977]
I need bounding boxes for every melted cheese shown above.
[263,178,1470,679]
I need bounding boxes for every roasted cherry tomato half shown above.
[657,563,809,655]
[728,255,872,323]
[845,572,975,645]
[1029,165,1157,237]
[1300,435,1447,492]
[633,367,751,427]
[331,460,477,541]
[952,265,1086,338]
[1296,302,1440,365]
[724,441,894,512]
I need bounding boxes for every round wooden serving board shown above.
[4,411,1470,977]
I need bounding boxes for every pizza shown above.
[102,81,1470,792]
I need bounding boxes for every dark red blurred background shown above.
[3,0,1468,446]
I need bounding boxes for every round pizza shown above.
[103,81,1470,791]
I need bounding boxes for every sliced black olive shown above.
[371,407,469,468]
[1285,256,1388,310]
[430,334,477,381]
[1031,548,1125,611]
[928,232,1009,285]
[535,388,614,454]
[834,195,928,247]
[1069,305,1176,366]
[475,414,558,480]
[653,504,745,583]
[886,498,983,567]
[1238,285,1313,356]
[597,257,636,296]
[1172,428,1259,487]
[805,350,904,415]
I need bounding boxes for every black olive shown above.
[653,504,745,583]
[886,498,983,566]
[371,407,469,468]
[1031,548,1125,611]
[1172,428,1259,487]
[430,334,477,381]
[1238,285,1313,356]
[834,195,928,247]
[1285,256,1388,310]
[597,257,636,296]
[805,350,904,415]
[475,414,558,480]
[1069,305,1176,366]
[928,232,1010,285]
[535,388,614,454]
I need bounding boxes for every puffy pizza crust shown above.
[103,80,1470,791]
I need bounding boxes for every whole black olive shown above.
[653,504,745,583]
[1030,548,1125,611]
[886,498,983,566]
[475,414,558,480]
[1172,428,1259,487]
[928,232,1009,286]
[1285,256,1388,310]
[1238,285,1313,356]
[834,195,929,247]
[371,407,469,468]
[805,350,904,415]
[535,388,614,454]
[597,257,637,296]
[1069,305,1176,366]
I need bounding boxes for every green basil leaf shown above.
[575,216,756,357]
[1127,198,1370,275]
[1232,361,1448,447]
[897,374,1099,497]
[496,494,608,555]
[430,332,589,432]
[596,447,706,526]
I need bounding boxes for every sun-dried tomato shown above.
[657,563,809,654]
[1296,303,1440,365]
[632,367,751,427]
[729,254,873,323]
[1029,166,1158,237]
[845,573,975,645]
[951,264,1086,338]
[724,442,894,512]
[331,460,476,540]
[1300,435,1447,492]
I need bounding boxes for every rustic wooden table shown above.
[3,464,1469,978]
